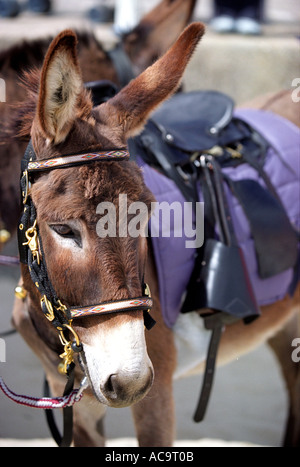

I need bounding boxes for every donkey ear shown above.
[99,23,205,140]
[36,30,83,144]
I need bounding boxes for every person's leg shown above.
[238,0,262,20]
[212,0,263,34]
[211,0,237,33]
[235,0,263,35]
[27,0,52,14]
[0,0,20,17]
[214,0,239,18]
[88,0,115,24]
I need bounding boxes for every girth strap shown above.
[193,314,224,422]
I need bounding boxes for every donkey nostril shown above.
[101,368,154,404]
[104,374,118,397]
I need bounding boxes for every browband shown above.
[70,297,153,320]
[27,150,130,172]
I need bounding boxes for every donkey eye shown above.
[50,224,82,247]
[51,224,73,237]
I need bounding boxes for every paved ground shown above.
[0,438,260,447]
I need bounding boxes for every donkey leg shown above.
[131,255,177,447]
[268,311,300,447]
[73,397,107,447]
[131,368,176,447]
[131,323,176,447]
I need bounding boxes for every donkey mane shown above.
[10,68,40,141]
[0,32,110,145]
[0,32,103,74]
[0,65,94,144]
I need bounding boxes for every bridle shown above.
[18,140,155,377]
[16,139,155,447]
[1,57,148,447]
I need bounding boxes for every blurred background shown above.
[0,0,299,447]
[0,0,299,103]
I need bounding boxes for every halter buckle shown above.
[23,220,40,265]
[58,323,82,375]
[41,295,55,322]
[58,343,74,376]
[144,283,151,299]
[22,170,31,205]
[144,283,152,312]
[56,300,68,314]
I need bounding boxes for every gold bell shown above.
[15,286,27,301]
[58,362,67,376]
[0,229,11,244]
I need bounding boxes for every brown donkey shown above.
[0,0,197,246]
[9,26,300,448]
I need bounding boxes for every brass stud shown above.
[0,229,11,244]
[15,286,27,301]
[58,363,67,376]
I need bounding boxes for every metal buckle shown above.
[144,283,153,314]
[56,300,68,314]
[225,143,243,159]
[144,283,151,299]
[61,323,81,349]
[58,323,82,375]
[22,170,31,205]
[41,295,55,322]
[22,220,40,265]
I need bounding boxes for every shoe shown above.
[88,6,114,23]
[27,0,52,13]
[0,0,20,17]
[28,0,51,14]
[235,17,262,35]
[210,15,235,34]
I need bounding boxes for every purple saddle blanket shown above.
[139,109,300,328]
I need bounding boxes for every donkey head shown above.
[22,23,205,408]
[123,0,198,75]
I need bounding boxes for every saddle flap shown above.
[228,178,299,279]
[183,239,260,321]
[150,90,235,152]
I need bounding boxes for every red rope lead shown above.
[0,377,87,409]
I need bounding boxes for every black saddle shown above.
[129,90,298,317]
[129,90,299,423]
[129,90,267,203]
[85,80,119,106]
[145,90,237,152]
